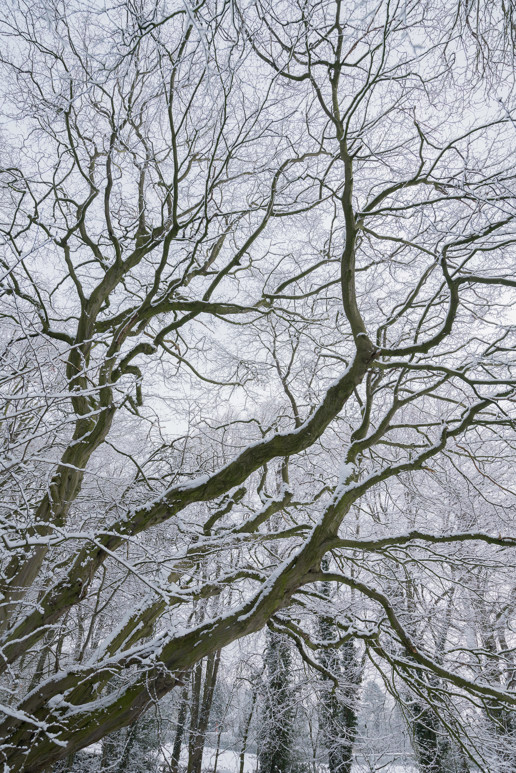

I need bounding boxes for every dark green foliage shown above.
[411,701,451,773]
[410,700,470,773]
[317,568,361,773]
[318,636,361,773]
[258,631,296,773]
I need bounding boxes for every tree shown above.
[0,0,515,770]
[187,650,221,773]
[98,708,161,773]
[317,560,361,773]
[258,631,296,773]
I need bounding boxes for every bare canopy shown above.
[0,0,515,770]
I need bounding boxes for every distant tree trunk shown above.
[402,567,469,772]
[212,720,224,773]
[258,630,295,773]
[27,631,52,694]
[100,732,119,771]
[187,662,204,772]
[487,704,516,773]
[318,561,361,773]
[459,574,516,772]
[239,681,259,773]
[320,643,359,773]
[116,722,140,773]
[487,639,516,769]
[410,701,451,773]
[170,681,191,773]
[188,650,221,773]
[408,696,469,773]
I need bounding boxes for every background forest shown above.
[0,0,515,771]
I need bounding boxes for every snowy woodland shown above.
[0,0,516,770]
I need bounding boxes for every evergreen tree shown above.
[258,631,296,773]
[317,562,361,773]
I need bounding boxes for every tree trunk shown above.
[258,631,295,773]
[170,681,191,773]
[318,564,361,773]
[239,682,258,773]
[411,702,450,773]
[188,651,221,773]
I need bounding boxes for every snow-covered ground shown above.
[158,745,417,773]
[159,746,257,773]
[81,741,417,772]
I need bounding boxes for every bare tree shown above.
[0,0,515,770]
